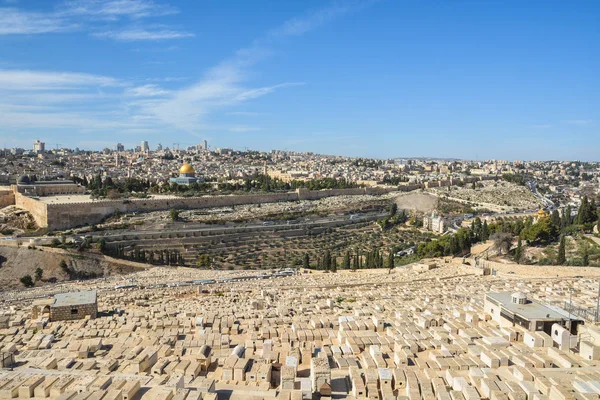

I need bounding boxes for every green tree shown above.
[96,238,106,252]
[551,210,561,229]
[323,250,331,271]
[482,220,489,241]
[20,275,34,287]
[34,267,43,281]
[303,253,310,269]
[332,256,337,273]
[389,202,398,217]
[515,236,523,264]
[521,218,557,244]
[343,251,351,269]
[169,208,180,221]
[557,234,566,265]
[576,196,596,225]
[387,250,394,269]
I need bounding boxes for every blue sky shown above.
[0,0,598,160]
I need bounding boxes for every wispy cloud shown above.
[59,0,178,20]
[1,0,190,41]
[93,28,193,41]
[564,119,592,126]
[125,84,169,97]
[270,4,353,37]
[141,2,358,132]
[0,69,122,90]
[228,126,261,133]
[0,2,366,143]
[0,7,75,34]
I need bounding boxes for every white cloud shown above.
[228,126,261,133]
[270,4,351,37]
[0,7,75,34]
[125,84,169,97]
[144,57,300,131]
[0,69,122,90]
[234,82,304,102]
[93,28,193,41]
[60,0,178,20]
[565,119,592,126]
[0,2,361,140]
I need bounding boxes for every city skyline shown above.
[0,0,599,160]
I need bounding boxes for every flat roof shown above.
[486,292,582,322]
[53,290,97,308]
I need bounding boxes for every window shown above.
[71,309,79,315]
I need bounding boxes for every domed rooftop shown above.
[17,175,30,185]
[179,163,195,174]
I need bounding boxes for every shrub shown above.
[34,267,43,281]
[20,275,34,287]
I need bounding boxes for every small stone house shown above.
[48,290,98,322]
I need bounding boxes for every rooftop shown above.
[486,292,583,322]
[53,290,97,308]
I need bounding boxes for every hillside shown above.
[0,245,141,290]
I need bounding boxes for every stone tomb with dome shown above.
[170,163,203,185]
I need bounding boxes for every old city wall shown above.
[0,189,15,208]
[35,187,395,231]
[14,192,48,229]
[45,192,298,230]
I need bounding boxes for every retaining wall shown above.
[15,192,48,229]
[0,190,14,208]
[42,187,396,231]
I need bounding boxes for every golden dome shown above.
[179,163,195,174]
[536,209,548,219]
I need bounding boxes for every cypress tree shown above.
[323,250,331,271]
[343,251,351,269]
[387,250,394,269]
[551,210,560,229]
[482,220,489,241]
[515,236,522,264]
[557,235,566,265]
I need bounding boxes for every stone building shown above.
[13,176,85,196]
[37,290,99,322]
[423,211,446,234]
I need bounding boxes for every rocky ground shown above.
[394,192,438,213]
[428,181,541,211]
[0,245,142,290]
[66,192,399,234]
[0,206,37,235]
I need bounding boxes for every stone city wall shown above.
[0,189,15,208]
[14,192,48,229]
[23,187,397,231]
